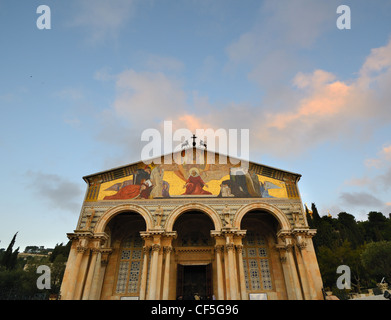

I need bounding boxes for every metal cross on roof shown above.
[191,134,197,147]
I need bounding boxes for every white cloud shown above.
[225,0,338,88]
[25,171,83,212]
[95,33,391,165]
[339,192,384,208]
[113,69,188,123]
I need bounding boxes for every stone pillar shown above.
[286,243,303,300]
[277,231,304,300]
[88,250,102,299]
[214,245,224,300]
[59,243,77,300]
[235,244,247,300]
[73,248,91,300]
[92,249,111,300]
[293,243,310,299]
[276,245,297,300]
[148,243,161,300]
[67,244,88,300]
[226,243,238,300]
[223,246,230,300]
[162,246,173,300]
[295,232,320,300]
[82,247,99,300]
[139,246,150,300]
[156,246,164,299]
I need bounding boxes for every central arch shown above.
[94,204,154,234]
[165,202,222,232]
[233,202,291,231]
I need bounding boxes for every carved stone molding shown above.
[76,246,89,254]
[175,247,213,254]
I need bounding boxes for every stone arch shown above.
[233,202,291,231]
[94,204,154,234]
[165,202,222,232]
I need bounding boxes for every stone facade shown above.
[60,149,324,300]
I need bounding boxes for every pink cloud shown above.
[382,145,391,161]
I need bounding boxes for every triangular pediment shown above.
[83,147,301,202]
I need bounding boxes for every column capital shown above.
[225,243,235,251]
[235,244,244,253]
[275,243,294,253]
[76,246,89,254]
[143,245,151,254]
[151,244,161,252]
[214,245,224,253]
[90,247,101,254]
[280,256,287,263]
[100,248,112,266]
[163,246,173,253]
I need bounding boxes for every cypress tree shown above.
[0,232,19,270]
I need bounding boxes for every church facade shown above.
[60,148,324,300]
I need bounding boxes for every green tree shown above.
[337,212,363,248]
[309,205,341,250]
[49,241,71,263]
[361,241,391,283]
[1,232,19,270]
[366,212,388,241]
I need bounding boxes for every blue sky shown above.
[1,0,391,250]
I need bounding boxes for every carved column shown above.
[226,242,238,300]
[223,246,230,300]
[294,241,311,299]
[92,249,112,300]
[276,244,296,300]
[82,247,100,300]
[286,242,303,299]
[148,243,161,300]
[162,246,173,300]
[302,236,324,300]
[89,249,102,299]
[63,231,93,300]
[214,245,224,300]
[295,231,319,300]
[139,246,150,300]
[277,230,303,300]
[68,244,89,300]
[87,233,109,300]
[235,244,247,300]
[156,246,164,299]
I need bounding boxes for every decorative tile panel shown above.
[242,233,273,291]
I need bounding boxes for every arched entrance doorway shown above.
[172,210,215,300]
[240,210,287,300]
[100,211,147,300]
